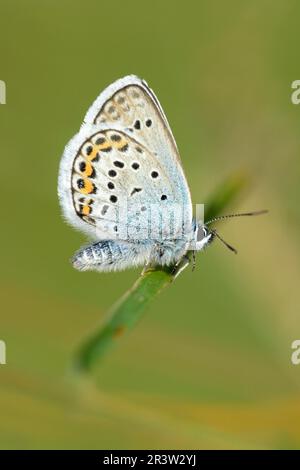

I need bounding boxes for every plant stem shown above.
[72,171,248,376]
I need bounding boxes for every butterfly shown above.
[58,75,265,273]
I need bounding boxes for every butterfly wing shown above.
[83,75,192,213]
[58,76,192,242]
[84,75,180,156]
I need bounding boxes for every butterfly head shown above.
[193,209,268,254]
[194,224,215,251]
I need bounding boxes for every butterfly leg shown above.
[171,254,190,279]
[192,250,196,271]
[141,262,157,275]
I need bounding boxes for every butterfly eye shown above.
[197,226,207,242]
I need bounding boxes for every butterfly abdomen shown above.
[72,241,118,271]
[72,240,152,272]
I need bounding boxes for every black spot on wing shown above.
[130,188,142,196]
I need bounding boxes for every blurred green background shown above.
[1,0,300,449]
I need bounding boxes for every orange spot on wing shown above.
[113,138,128,149]
[87,147,99,161]
[82,205,91,216]
[97,141,112,151]
[81,161,94,177]
[79,179,94,194]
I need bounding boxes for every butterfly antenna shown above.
[212,230,238,254]
[205,209,268,226]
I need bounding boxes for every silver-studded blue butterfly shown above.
[58,75,265,273]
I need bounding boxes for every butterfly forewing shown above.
[84,76,191,201]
